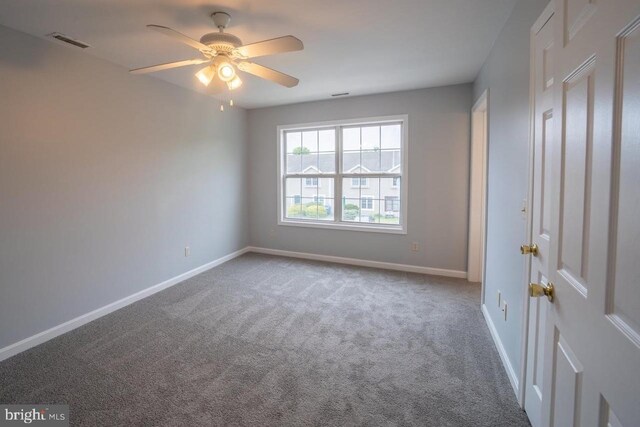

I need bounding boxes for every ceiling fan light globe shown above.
[217,63,235,82]
[195,66,215,86]
[227,76,243,90]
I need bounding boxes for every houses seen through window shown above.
[280,116,406,232]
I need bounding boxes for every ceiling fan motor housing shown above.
[199,32,242,53]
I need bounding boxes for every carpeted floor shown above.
[0,254,530,426]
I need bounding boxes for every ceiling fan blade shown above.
[238,62,299,87]
[234,36,303,59]
[147,25,214,54]
[130,58,211,74]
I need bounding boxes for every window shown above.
[361,196,373,210]
[385,196,400,212]
[278,115,407,233]
[351,177,368,187]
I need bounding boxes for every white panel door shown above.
[538,0,640,425]
[524,6,555,427]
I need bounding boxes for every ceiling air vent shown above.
[331,92,350,97]
[47,32,91,49]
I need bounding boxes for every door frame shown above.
[469,89,489,286]
[519,0,555,409]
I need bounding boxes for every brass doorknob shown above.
[521,243,539,256]
[529,282,554,302]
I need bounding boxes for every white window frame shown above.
[277,115,408,234]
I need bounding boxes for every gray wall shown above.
[473,0,550,378]
[0,24,249,349]
[247,85,471,272]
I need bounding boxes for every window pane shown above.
[285,177,302,197]
[361,149,381,173]
[342,125,397,174]
[383,149,402,173]
[361,126,380,150]
[318,129,336,173]
[288,177,334,221]
[342,127,360,173]
[342,177,379,223]
[318,129,335,152]
[290,129,335,174]
[286,132,302,173]
[379,177,401,225]
[302,131,318,153]
[343,151,360,173]
[284,177,303,219]
[317,198,334,221]
[381,124,401,149]
[301,153,320,174]
[343,127,360,152]
[298,198,316,219]
[286,132,302,153]
[342,198,362,222]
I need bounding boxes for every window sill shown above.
[278,219,407,234]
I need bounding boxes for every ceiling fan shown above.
[130,12,303,91]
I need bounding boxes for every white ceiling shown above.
[0,0,517,109]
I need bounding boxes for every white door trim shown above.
[519,0,555,410]
[468,90,489,285]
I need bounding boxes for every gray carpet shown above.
[0,254,530,426]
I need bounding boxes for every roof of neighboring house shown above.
[287,150,401,173]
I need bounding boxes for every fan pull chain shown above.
[219,100,234,112]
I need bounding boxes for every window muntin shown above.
[280,117,406,232]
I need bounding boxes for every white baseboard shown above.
[481,304,520,397]
[246,246,467,279]
[0,247,250,362]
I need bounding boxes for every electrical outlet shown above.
[269,227,276,238]
[411,242,420,252]
[184,246,190,257]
